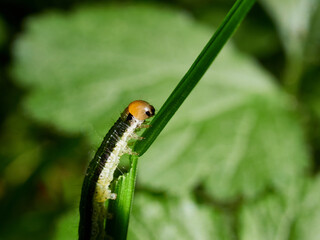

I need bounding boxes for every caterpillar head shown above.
[122,100,155,121]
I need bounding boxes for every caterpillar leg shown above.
[124,146,138,156]
[139,124,151,129]
[130,132,144,140]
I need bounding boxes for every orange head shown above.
[122,100,155,121]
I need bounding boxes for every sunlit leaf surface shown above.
[12,4,310,203]
[240,175,320,240]
[260,0,318,55]
[128,193,232,240]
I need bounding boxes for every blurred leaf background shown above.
[0,0,319,239]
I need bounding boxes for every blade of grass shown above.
[135,0,256,155]
[104,0,256,239]
[104,158,138,239]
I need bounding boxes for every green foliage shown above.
[12,4,213,140]
[240,176,320,240]
[128,193,232,240]
[139,84,310,201]
[261,0,317,55]
[115,1,255,237]
[134,0,256,155]
[260,0,319,92]
[1,0,319,239]
[12,3,310,201]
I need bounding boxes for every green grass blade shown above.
[105,158,138,239]
[104,0,255,239]
[135,0,256,155]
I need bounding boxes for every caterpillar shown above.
[79,100,155,240]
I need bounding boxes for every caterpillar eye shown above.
[126,114,133,121]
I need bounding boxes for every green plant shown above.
[8,0,320,239]
[78,1,255,238]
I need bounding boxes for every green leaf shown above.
[138,86,309,201]
[107,1,255,238]
[12,2,309,206]
[127,193,232,240]
[259,0,320,92]
[12,4,219,142]
[134,0,256,155]
[55,193,233,240]
[240,175,320,240]
[260,0,318,55]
